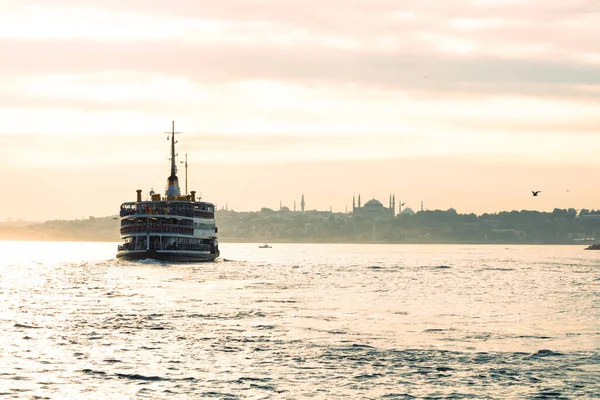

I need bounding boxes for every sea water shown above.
[0,242,598,399]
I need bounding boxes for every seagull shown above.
[112,217,118,220]
[401,202,406,206]
[532,191,541,197]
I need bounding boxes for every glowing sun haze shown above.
[0,0,598,221]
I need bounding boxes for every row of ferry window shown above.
[120,225,194,234]
[194,222,216,230]
[120,220,216,233]
[121,218,193,227]
[119,203,214,217]
[123,237,214,245]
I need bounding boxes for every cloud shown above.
[0,70,598,150]
[2,117,599,172]
[0,0,598,101]
[1,40,599,100]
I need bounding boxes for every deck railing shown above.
[159,243,212,252]
[118,243,212,252]
[120,206,215,218]
[120,208,194,217]
[120,224,194,235]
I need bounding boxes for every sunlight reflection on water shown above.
[0,241,598,398]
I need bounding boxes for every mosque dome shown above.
[401,207,415,215]
[364,199,384,208]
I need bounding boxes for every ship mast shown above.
[180,153,188,195]
[165,121,182,198]
[170,121,176,176]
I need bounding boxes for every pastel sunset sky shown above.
[1,0,598,221]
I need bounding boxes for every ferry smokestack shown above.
[136,189,142,202]
[190,191,196,202]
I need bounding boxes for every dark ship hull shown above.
[117,249,220,262]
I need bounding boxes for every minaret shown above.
[165,121,181,198]
[358,194,361,208]
[301,194,305,212]
[389,194,392,210]
[294,201,296,212]
[352,194,356,213]
[421,200,424,212]
[372,220,376,242]
[392,194,396,217]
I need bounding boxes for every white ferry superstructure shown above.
[116,122,220,262]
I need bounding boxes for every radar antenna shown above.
[180,153,188,195]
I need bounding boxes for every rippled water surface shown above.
[0,242,598,399]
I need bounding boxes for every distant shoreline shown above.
[0,237,592,246]
[2,207,598,246]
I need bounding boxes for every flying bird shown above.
[401,202,406,206]
[532,191,541,197]
[112,217,118,220]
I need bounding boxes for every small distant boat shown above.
[584,243,600,250]
[258,244,272,248]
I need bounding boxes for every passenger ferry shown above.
[116,122,220,262]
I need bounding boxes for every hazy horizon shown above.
[1,0,598,221]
